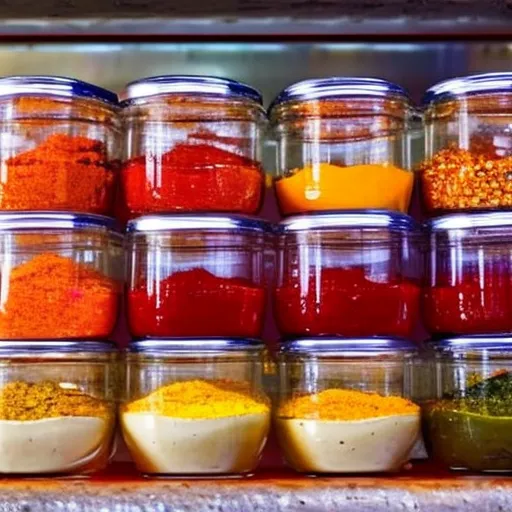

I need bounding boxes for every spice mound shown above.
[276,388,420,473]
[275,267,420,338]
[424,371,512,472]
[0,253,119,339]
[0,381,114,474]
[275,163,413,215]
[0,134,115,214]
[121,143,264,216]
[420,146,512,212]
[121,379,270,475]
[128,267,265,338]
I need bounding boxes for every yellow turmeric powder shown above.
[279,388,419,421]
[275,163,413,215]
[123,379,270,419]
[0,381,111,421]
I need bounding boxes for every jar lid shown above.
[120,75,262,105]
[425,211,512,232]
[128,338,264,355]
[278,210,418,234]
[429,335,512,353]
[0,75,118,106]
[423,72,512,106]
[280,337,416,357]
[127,214,271,235]
[0,340,118,356]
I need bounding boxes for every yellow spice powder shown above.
[0,381,111,421]
[123,379,270,419]
[279,388,419,421]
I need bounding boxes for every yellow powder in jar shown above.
[279,388,419,421]
[0,381,111,421]
[123,379,270,419]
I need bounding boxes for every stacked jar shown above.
[418,73,512,472]
[118,76,271,476]
[268,78,422,473]
[0,76,123,475]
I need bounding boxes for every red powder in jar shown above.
[128,267,266,338]
[121,143,264,217]
[274,267,420,338]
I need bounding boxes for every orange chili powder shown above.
[0,134,116,214]
[0,253,119,339]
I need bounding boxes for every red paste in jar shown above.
[121,143,264,217]
[423,268,512,334]
[128,267,265,338]
[274,267,420,338]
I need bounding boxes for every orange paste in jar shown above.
[275,163,413,215]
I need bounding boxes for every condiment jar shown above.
[120,75,266,218]
[274,211,422,339]
[121,338,270,476]
[0,76,119,215]
[424,211,512,335]
[420,73,512,213]
[423,335,512,472]
[0,212,123,340]
[0,340,118,475]
[269,77,414,216]
[276,338,420,474]
[126,214,271,339]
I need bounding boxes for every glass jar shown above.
[274,211,422,338]
[0,212,123,339]
[120,75,266,218]
[276,338,420,474]
[0,76,119,214]
[127,214,270,338]
[423,335,512,472]
[121,338,270,476]
[0,340,118,475]
[269,77,414,216]
[424,211,512,335]
[421,73,512,213]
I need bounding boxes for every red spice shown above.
[127,267,266,338]
[274,267,420,338]
[423,267,512,334]
[121,143,263,217]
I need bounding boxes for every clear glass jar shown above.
[0,76,119,214]
[120,76,266,218]
[276,338,420,474]
[423,335,512,472]
[421,73,512,213]
[424,212,512,335]
[0,340,118,475]
[0,212,123,339]
[269,77,414,216]
[274,211,422,338]
[127,214,270,339]
[121,339,270,476]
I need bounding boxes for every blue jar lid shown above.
[127,214,271,235]
[128,338,264,355]
[0,212,121,233]
[278,210,419,234]
[429,334,512,353]
[120,75,262,105]
[280,337,416,357]
[0,340,118,356]
[423,72,512,106]
[425,211,512,232]
[0,75,118,106]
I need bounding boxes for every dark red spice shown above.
[121,143,264,217]
[128,267,266,338]
[274,267,420,338]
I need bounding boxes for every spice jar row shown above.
[1,73,512,218]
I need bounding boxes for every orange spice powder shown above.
[0,134,116,214]
[0,253,119,339]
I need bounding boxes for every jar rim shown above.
[0,75,118,106]
[0,340,118,356]
[425,211,512,232]
[428,334,512,353]
[128,338,264,355]
[120,75,263,106]
[423,72,512,106]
